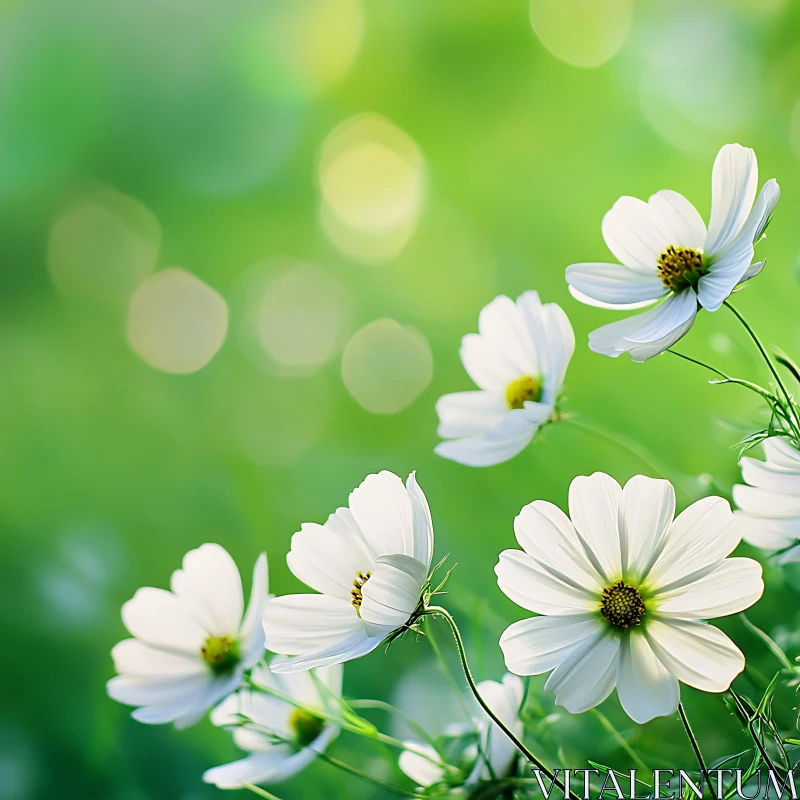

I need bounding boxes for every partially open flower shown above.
[734,436,800,563]
[107,544,268,728]
[435,292,574,467]
[566,143,779,361]
[263,471,434,673]
[203,659,341,790]
[496,473,763,723]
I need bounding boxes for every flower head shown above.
[496,473,763,724]
[203,658,341,790]
[263,471,434,674]
[398,674,524,791]
[566,144,779,361]
[734,436,800,563]
[107,544,268,728]
[435,292,575,467]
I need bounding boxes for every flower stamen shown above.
[600,581,645,629]
[288,708,326,748]
[505,375,543,410]
[200,634,240,674]
[656,245,707,292]
[350,571,372,611]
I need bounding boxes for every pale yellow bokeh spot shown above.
[127,269,228,374]
[530,0,633,68]
[341,319,433,415]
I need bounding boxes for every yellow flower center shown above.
[200,634,240,674]
[288,708,326,748]
[600,581,646,629]
[505,375,543,410]
[350,571,372,612]
[656,245,707,292]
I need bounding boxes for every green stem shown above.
[347,699,444,757]
[243,783,284,800]
[315,750,426,799]
[739,614,795,673]
[678,703,713,790]
[590,709,649,772]
[561,414,693,502]
[426,605,579,800]
[724,301,800,438]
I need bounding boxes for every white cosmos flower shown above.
[203,658,341,790]
[734,436,800,563]
[263,471,434,674]
[435,292,575,467]
[398,674,524,790]
[107,544,268,728]
[496,473,764,724]
[566,143,779,361]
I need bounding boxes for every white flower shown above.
[263,471,434,674]
[203,658,342,789]
[435,292,575,467]
[566,143,779,361]
[496,473,764,724]
[398,674,524,790]
[107,544,268,728]
[734,436,800,562]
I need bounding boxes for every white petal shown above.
[569,285,659,311]
[588,290,698,362]
[733,485,800,518]
[654,558,763,619]
[646,618,744,692]
[697,241,754,312]
[398,743,446,788]
[263,594,361,655]
[620,476,676,581]
[499,614,602,675]
[111,638,204,678]
[477,295,539,376]
[476,675,524,779]
[460,333,519,391]
[203,748,295,789]
[359,553,426,629]
[270,628,386,673]
[531,298,575,399]
[435,409,537,467]
[763,436,800,469]
[405,472,434,570]
[495,550,597,616]
[601,196,672,269]
[287,519,374,602]
[566,263,666,308]
[170,543,244,635]
[241,552,269,667]
[740,456,800,494]
[173,673,242,729]
[121,587,207,651]
[705,144,758,255]
[644,496,739,591]
[735,512,800,553]
[107,672,210,708]
[747,178,780,243]
[616,634,679,724]
[348,471,416,559]
[514,500,604,593]
[739,260,765,283]
[648,190,707,250]
[436,391,507,439]
[568,472,623,581]
[545,632,621,714]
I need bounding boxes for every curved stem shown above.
[560,414,693,502]
[678,703,713,790]
[426,605,580,800]
[315,750,426,799]
[668,349,777,403]
[590,708,649,772]
[347,699,444,756]
[243,784,284,800]
[724,301,800,438]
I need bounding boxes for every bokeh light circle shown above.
[341,318,433,414]
[529,0,633,68]
[126,268,228,374]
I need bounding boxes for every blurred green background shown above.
[2,0,800,797]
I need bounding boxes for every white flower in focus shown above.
[435,292,575,467]
[203,659,342,789]
[734,436,800,562]
[566,144,779,361]
[263,471,434,673]
[497,473,764,724]
[399,674,524,790]
[107,544,268,728]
